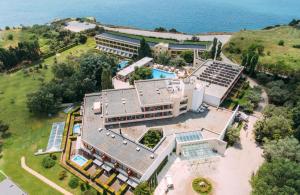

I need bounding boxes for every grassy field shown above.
[223,26,300,70]
[0,38,96,195]
[108,30,211,46]
[0,171,6,182]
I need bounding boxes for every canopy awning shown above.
[102,163,112,172]
[93,159,103,167]
[127,179,138,188]
[117,173,128,182]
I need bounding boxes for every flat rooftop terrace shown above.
[108,106,234,149]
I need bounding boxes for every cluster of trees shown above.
[27,52,117,115]
[138,38,152,59]
[134,182,152,195]
[155,50,192,66]
[26,24,88,53]
[239,86,262,113]
[251,136,300,194]
[289,19,300,27]
[129,66,153,85]
[241,44,261,76]
[154,27,179,33]
[199,38,222,60]
[0,41,40,72]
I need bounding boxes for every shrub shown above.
[80,182,86,191]
[50,153,57,160]
[293,44,300,49]
[225,126,240,146]
[42,156,55,168]
[192,178,212,194]
[7,34,13,40]
[68,177,79,189]
[58,170,67,180]
[278,40,285,46]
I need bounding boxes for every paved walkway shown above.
[102,26,232,44]
[21,156,73,195]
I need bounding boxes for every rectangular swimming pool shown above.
[117,60,129,70]
[152,68,176,79]
[72,155,88,167]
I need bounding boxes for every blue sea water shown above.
[0,0,299,33]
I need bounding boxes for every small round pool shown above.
[152,68,176,79]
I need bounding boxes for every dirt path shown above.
[21,156,73,195]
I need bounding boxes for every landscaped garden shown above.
[139,128,163,149]
[192,177,212,195]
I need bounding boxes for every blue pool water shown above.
[152,69,176,79]
[117,61,129,70]
[73,124,81,134]
[0,0,299,33]
[72,155,88,167]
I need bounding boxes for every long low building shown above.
[95,32,209,58]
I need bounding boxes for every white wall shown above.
[191,86,204,111]
[219,106,239,140]
[203,93,221,107]
[140,136,175,182]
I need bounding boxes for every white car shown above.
[165,175,174,189]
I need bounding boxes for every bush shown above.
[50,153,57,160]
[68,177,79,189]
[225,126,240,146]
[58,170,67,180]
[293,44,300,49]
[80,182,86,191]
[7,34,13,40]
[42,156,55,168]
[192,178,212,194]
[278,40,285,46]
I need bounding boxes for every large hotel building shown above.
[78,60,243,187]
[95,32,209,58]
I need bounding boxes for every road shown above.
[102,26,232,44]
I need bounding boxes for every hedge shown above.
[61,113,71,151]
[41,52,55,59]
[69,115,75,136]
[91,169,104,181]
[67,160,90,179]
[116,183,128,195]
[106,173,117,186]
[82,159,93,170]
[95,178,115,194]
[56,42,78,53]
[65,138,72,161]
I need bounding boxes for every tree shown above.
[210,38,218,59]
[0,120,9,138]
[169,57,186,67]
[134,182,151,195]
[42,156,55,168]
[216,41,222,59]
[155,52,171,65]
[169,28,178,33]
[263,137,300,162]
[101,68,113,90]
[254,115,293,143]
[52,63,75,80]
[251,159,300,195]
[68,177,79,189]
[191,36,199,42]
[138,38,152,59]
[154,27,167,32]
[278,40,285,46]
[225,126,240,146]
[129,66,153,85]
[266,80,289,105]
[180,50,193,63]
[7,34,13,40]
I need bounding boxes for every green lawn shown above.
[108,30,211,46]
[223,26,300,71]
[0,37,96,195]
[0,29,33,48]
[0,171,6,182]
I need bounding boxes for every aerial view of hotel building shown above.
[78,59,243,187]
[95,32,209,58]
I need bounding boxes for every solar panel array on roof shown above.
[46,122,65,152]
[198,62,242,87]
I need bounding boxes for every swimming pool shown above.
[73,124,81,134]
[72,155,88,167]
[117,61,129,70]
[152,69,176,79]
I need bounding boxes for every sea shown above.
[0,0,299,33]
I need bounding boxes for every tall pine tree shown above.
[138,38,152,59]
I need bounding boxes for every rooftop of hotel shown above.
[82,93,157,175]
[96,32,208,50]
[189,60,243,98]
